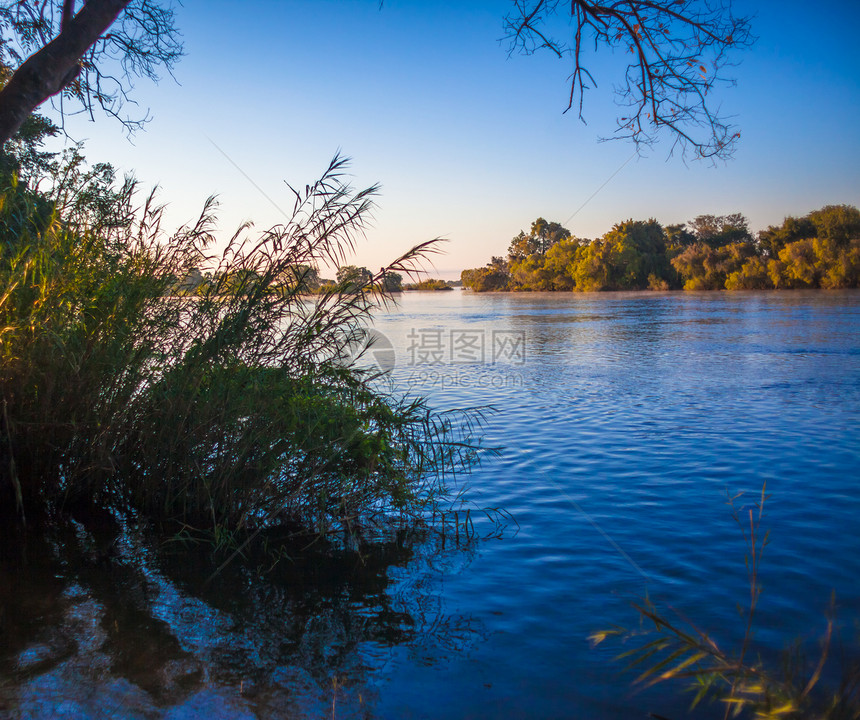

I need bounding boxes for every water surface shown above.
[2,289,858,719]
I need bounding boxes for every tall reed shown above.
[591,486,860,719]
[0,154,486,543]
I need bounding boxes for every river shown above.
[2,289,859,719]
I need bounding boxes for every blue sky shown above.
[58,0,860,279]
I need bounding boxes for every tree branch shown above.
[0,0,130,144]
[504,0,753,160]
[61,0,74,31]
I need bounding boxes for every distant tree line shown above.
[403,278,454,291]
[461,206,860,292]
[177,264,405,296]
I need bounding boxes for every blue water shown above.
[369,289,860,718]
[2,289,859,719]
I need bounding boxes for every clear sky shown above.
[56,0,860,279]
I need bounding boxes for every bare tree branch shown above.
[504,0,754,160]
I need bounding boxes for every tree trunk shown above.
[0,0,131,146]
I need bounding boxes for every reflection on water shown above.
[1,521,482,719]
[2,289,859,719]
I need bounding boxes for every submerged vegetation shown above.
[0,127,489,550]
[462,209,860,292]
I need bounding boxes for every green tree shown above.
[461,257,510,292]
[772,238,828,289]
[507,230,537,260]
[509,254,554,290]
[819,238,860,288]
[601,219,673,289]
[568,219,673,291]
[664,223,697,252]
[381,270,403,292]
[757,205,860,267]
[505,218,574,289]
[570,239,613,291]
[0,111,59,183]
[543,237,582,290]
[336,264,372,290]
[689,213,752,247]
[672,240,756,290]
[471,205,860,293]
[808,204,860,245]
[508,218,571,259]
[284,264,320,293]
[405,277,452,291]
[671,243,722,290]
[757,215,816,259]
[724,257,772,290]
[530,218,571,255]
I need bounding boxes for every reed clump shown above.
[0,151,485,545]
